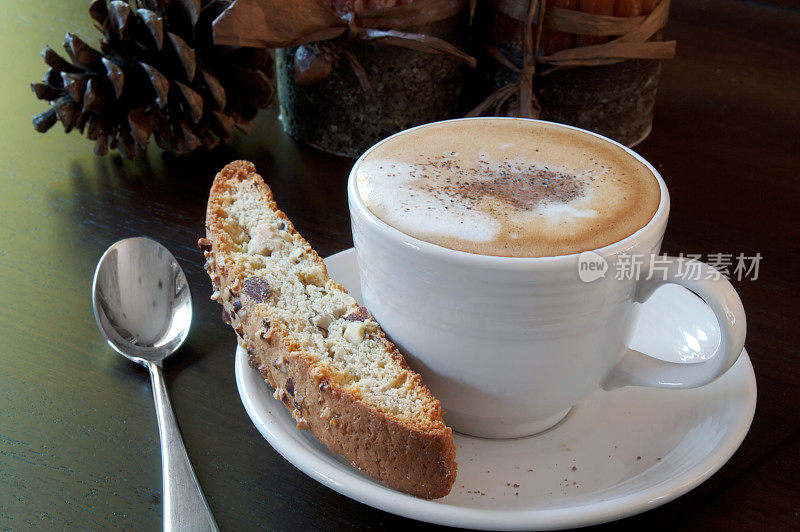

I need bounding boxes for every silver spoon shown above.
[92,237,218,532]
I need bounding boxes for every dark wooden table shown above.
[1,0,798,530]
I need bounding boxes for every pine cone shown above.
[31,0,275,159]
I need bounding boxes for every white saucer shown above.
[235,248,756,530]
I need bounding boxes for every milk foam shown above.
[356,159,500,243]
[356,119,661,257]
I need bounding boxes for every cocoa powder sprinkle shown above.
[408,155,585,212]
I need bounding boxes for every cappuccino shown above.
[356,119,661,257]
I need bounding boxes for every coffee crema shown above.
[356,119,661,258]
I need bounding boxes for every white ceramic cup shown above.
[348,118,746,439]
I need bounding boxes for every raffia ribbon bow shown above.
[212,0,476,90]
[469,0,676,118]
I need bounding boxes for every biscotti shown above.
[200,161,457,499]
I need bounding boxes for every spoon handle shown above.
[148,361,219,532]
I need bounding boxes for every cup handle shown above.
[603,257,746,390]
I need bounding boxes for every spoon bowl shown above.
[93,237,192,365]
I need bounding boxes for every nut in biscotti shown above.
[201,161,457,499]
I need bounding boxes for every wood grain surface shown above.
[0,0,797,530]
